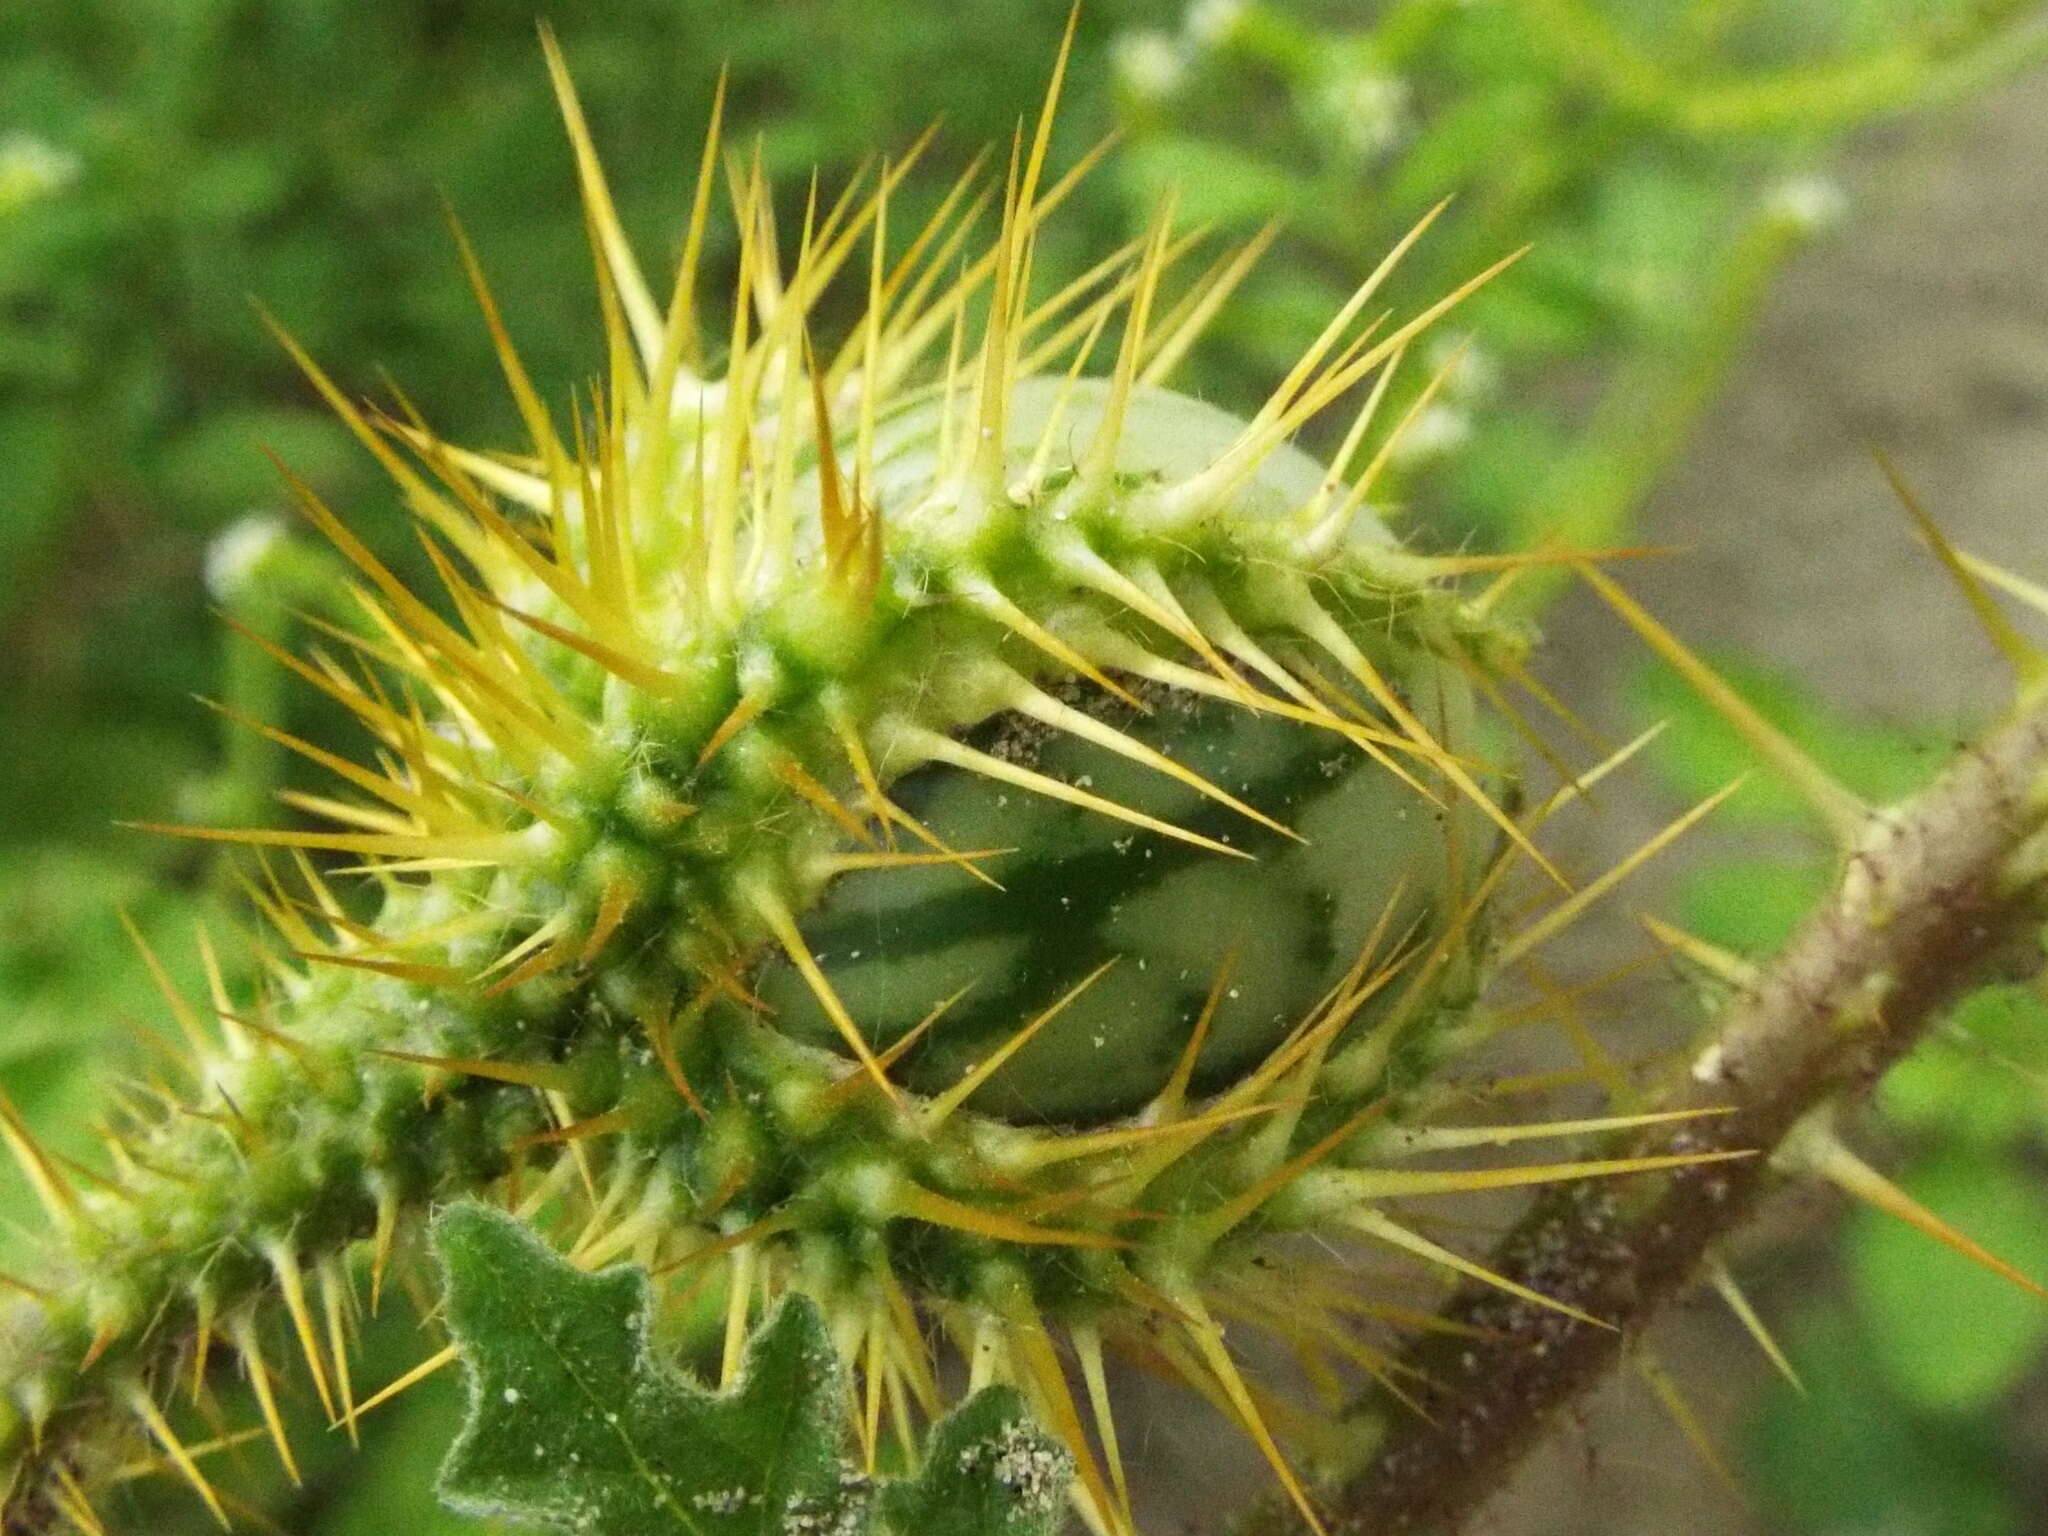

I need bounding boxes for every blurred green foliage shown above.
[1106,0,2048,568]
[3,0,2046,1529]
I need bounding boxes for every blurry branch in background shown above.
[1246,543,2048,1535]
[185,513,351,838]
[1115,0,2048,615]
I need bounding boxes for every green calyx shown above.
[0,50,1537,1535]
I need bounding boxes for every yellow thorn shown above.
[370,1186,398,1315]
[970,131,1025,497]
[1176,1293,1328,1536]
[475,911,575,984]
[1008,679,1302,843]
[719,1242,757,1389]
[1008,1299,1130,1536]
[1344,1207,1612,1330]
[268,1244,335,1423]
[1634,1346,1740,1491]
[50,1465,109,1536]
[0,1084,82,1229]
[297,950,470,986]
[1017,295,1119,497]
[636,990,710,1121]
[1201,1099,1391,1240]
[190,1289,215,1405]
[0,1269,52,1302]
[696,692,771,769]
[1169,237,1524,519]
[1386,1107,1731,1156]
[1023,4,1080,224]
[537,23,662,365]
[1072,1323,1133,1531]
[1327,340,1469,528]
[1253,200,1453,450]
[895,1186,1128,1250]
[1140,220,1281,390]
[511,1106,638,1152]
[1499,651,1612,756]
[367,1048,579,1093]
[109,1426,272,1487]
[818,984,971,1110]
[818,847,1016,877]
[1299,343,1405,541]
[125,1385,230,1528]
[889,722,1252,860]
[1155,951,1237,1121]
[1576,561,1868,846]
[747,881,903,1110]
[1075,193,1177,495]
[349,1342,458,1424]
[117,911,214,1057]
[1039,528,1256,702]
[79,1324,119,1373]
[1874,449,2045,685]
[1175,581,1354,730]
[321,1262,362,1444]
[649,1211,796,1281]
[959,575,1148,713]
[1795,1130,2047,1299]
[123,822,526,864]
[1018,1101,1291,1171]
[1960,550,2048,627]
[1417,544,1676,577]
[823,701,895,849]
[925,959,1120,1126]
[442,209,569,488]
[654,65,726,382]
[859,1306,885,1475]
[1289,595,1566,888]
[1707,1259,1804,1396]
[1639,914,1759,988]
[1497,777,1747,968]
[774,757,881,849]
[488,596,678,697]
[579,877,637,966]
[232,1319,301,1483]
[1336,1148,1751,1201]
[808,333,874,601]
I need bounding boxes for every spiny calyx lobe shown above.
[0,39,1543,1533]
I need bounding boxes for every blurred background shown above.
[4,1,2047,1531]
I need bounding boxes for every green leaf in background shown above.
[432,1203,1071,1536]
[1845,1150,2048,1415]
[1119,135,1309,230]
[1631,655,1946,821]
[1673,853,1834,955]
[1747,1309,2022,1535]
[435,1201,857,1535]
[1880,984,2048,1147]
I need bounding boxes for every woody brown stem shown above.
[1253,688,2048,1536]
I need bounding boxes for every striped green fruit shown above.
[762,377,1500,1125]
[0,36,1621,1536]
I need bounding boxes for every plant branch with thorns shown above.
[1249,546,2048,1536]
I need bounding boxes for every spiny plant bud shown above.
[0,24,1732,1536]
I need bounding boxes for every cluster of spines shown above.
[24,15,2034,1536]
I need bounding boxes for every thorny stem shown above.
[1247,687,2048,1536]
